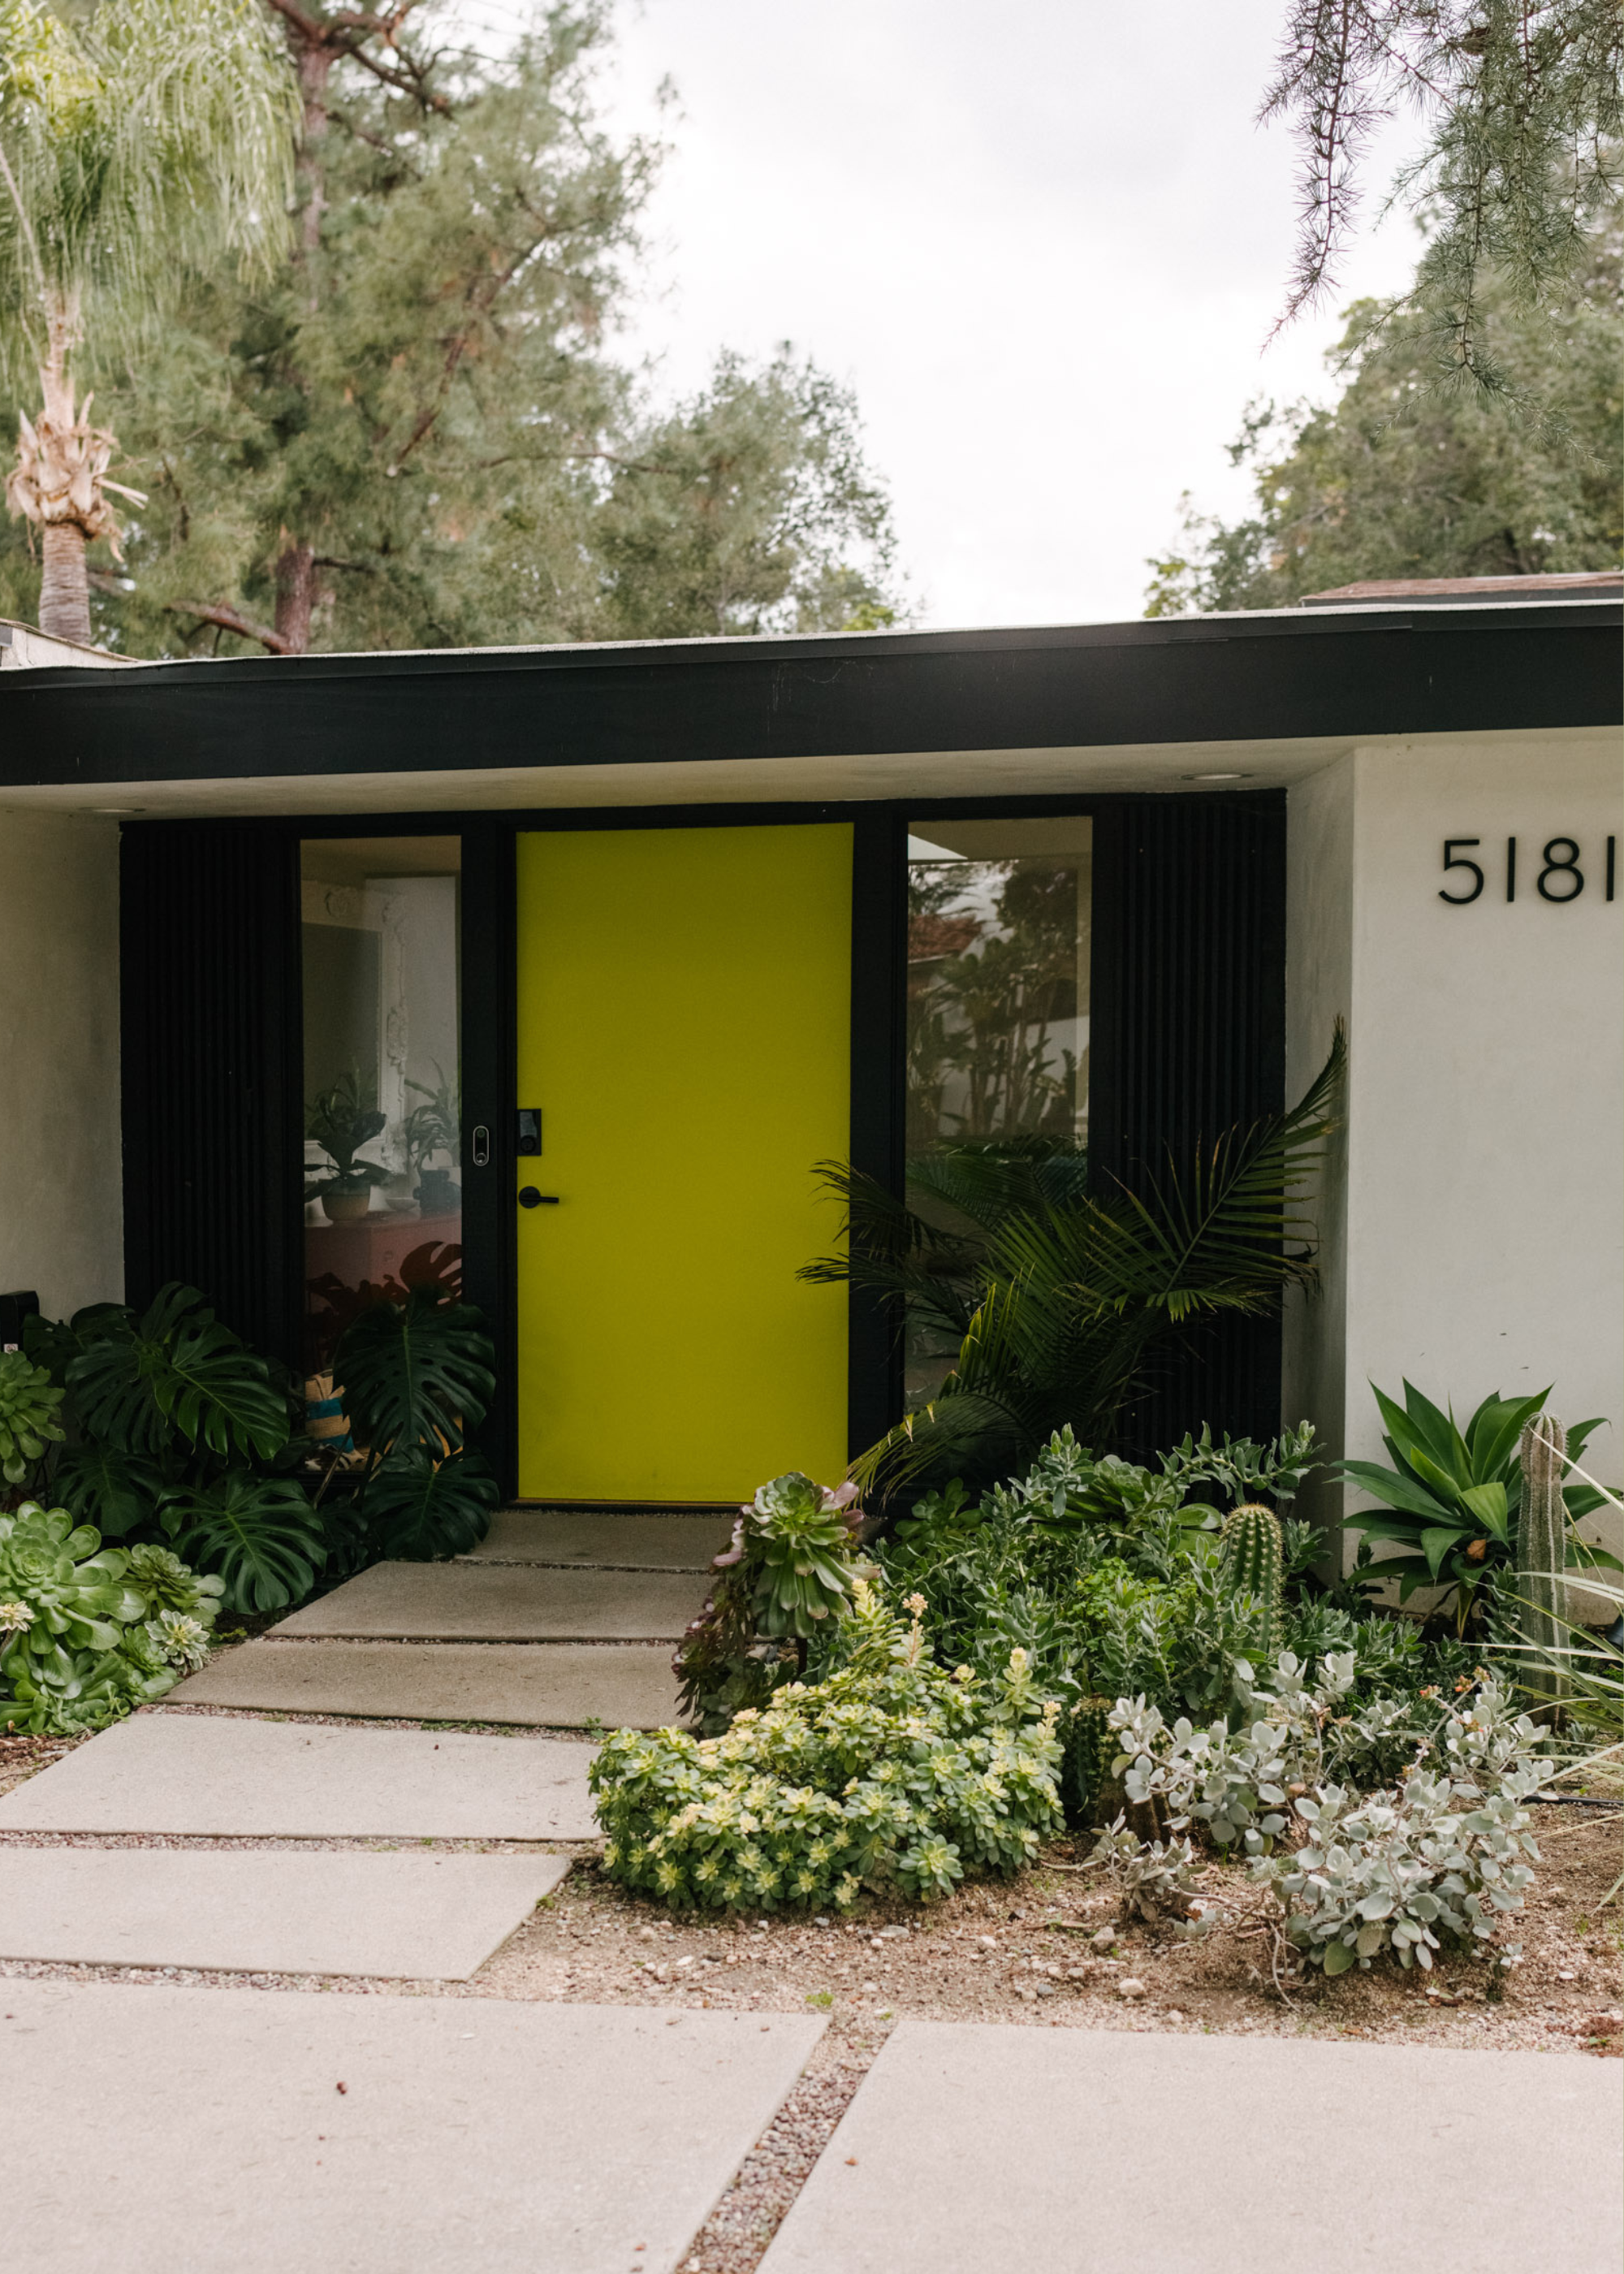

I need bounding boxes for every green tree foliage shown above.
[0,2,897,653]
[0,0,296,639]
[1259,1,1621,371]
[1145,220,1621,615]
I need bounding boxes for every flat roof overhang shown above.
[0,599,1616,819]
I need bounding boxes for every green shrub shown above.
[593,1582,1064,1911]
[1107,1662,1544,1976]
[877,1428,1490,1818]
[0,1502,222,1734]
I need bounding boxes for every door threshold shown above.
[508,1497,739,1514]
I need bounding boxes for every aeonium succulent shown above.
[740,1472,865,1638]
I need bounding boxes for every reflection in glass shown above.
[300,837,462,1380]
[904,816,1092,1404]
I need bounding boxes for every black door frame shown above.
[120,787,1285,1498]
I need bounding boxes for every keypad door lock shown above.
[516,1109,542,1156]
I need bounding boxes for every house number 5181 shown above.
[1440,836,1618,905]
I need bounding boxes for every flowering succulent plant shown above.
[596,1581,1064,1912]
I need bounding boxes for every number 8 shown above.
[1536,838,1583,901]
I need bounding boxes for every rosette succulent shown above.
[737,1472,864,1638]
[676,1472,868,1731]
[0,1348,65,1486]
[0,1502,218,1734]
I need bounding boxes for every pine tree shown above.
[0,2,897,654]
[0,0,296,642]
[1146,217,1622,616]
[1259,2,1621,378]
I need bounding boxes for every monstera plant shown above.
[324,1286,499,1566]
[24,1283,326,1615]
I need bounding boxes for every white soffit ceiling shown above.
[0,725,1610,819]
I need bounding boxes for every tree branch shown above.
[163,599,294,655]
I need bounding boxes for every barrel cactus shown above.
[1517,1414,1569,1710]
[1218,1501,1284,1660]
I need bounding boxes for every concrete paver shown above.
[463,1508,732,1569]
[270,1560,708,1641]
[0,1846,570,1978]
[758,2020,1621,2274]
[0,1711,601,1838]
[3,1982,825,2272]
[165,1638,686,1727]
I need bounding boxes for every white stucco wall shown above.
[0,810,123,1318]
[1284,730,1624,1552]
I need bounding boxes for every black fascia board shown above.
[0,602,1616,791]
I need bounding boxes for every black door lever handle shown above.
[518,1188,559,1208]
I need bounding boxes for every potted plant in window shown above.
[306,1072,391,1224]
[402,1066,461,1218]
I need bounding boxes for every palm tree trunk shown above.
[39,522,91,645]
[5,289,140,647]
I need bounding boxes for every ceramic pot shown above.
[321,1187,373,1224]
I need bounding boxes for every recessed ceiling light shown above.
[1181,771,1254,781]
[93,806,147,815]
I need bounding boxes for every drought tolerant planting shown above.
[598,1389,1620,2002]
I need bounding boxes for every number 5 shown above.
[1440,839,1484,904]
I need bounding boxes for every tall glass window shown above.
[300,837,462,1376]
[904,815,1092,1403]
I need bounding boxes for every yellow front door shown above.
[514,824,852,1502]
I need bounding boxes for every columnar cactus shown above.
[1218,1501,1284,1660]
[1517,1414,1569,1710]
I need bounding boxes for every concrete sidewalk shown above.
[759,2019,1621,2274]
[3,1983,823,2273]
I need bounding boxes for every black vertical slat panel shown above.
[460,822,518,1495]
[120,821,302,1364]
[847,810,908,1458]
[1091,791,1287,1459]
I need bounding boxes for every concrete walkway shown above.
[0,1713,601,1839]
[760,2020,1620,2274]
[0,1846,572,1978]
[4,1982,824,2272]
[167,1505,726,1728]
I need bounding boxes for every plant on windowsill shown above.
[401,1064,461,1217]
[305,1070,390,1224]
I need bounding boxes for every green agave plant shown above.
[1341,1381,1614,1636]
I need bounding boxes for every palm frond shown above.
[836,1025,1346,1492]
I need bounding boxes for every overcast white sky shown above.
[473,2,1431,627]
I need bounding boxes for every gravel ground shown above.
[2,1713,1618,2274]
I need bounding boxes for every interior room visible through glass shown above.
[300,837,462,1384]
